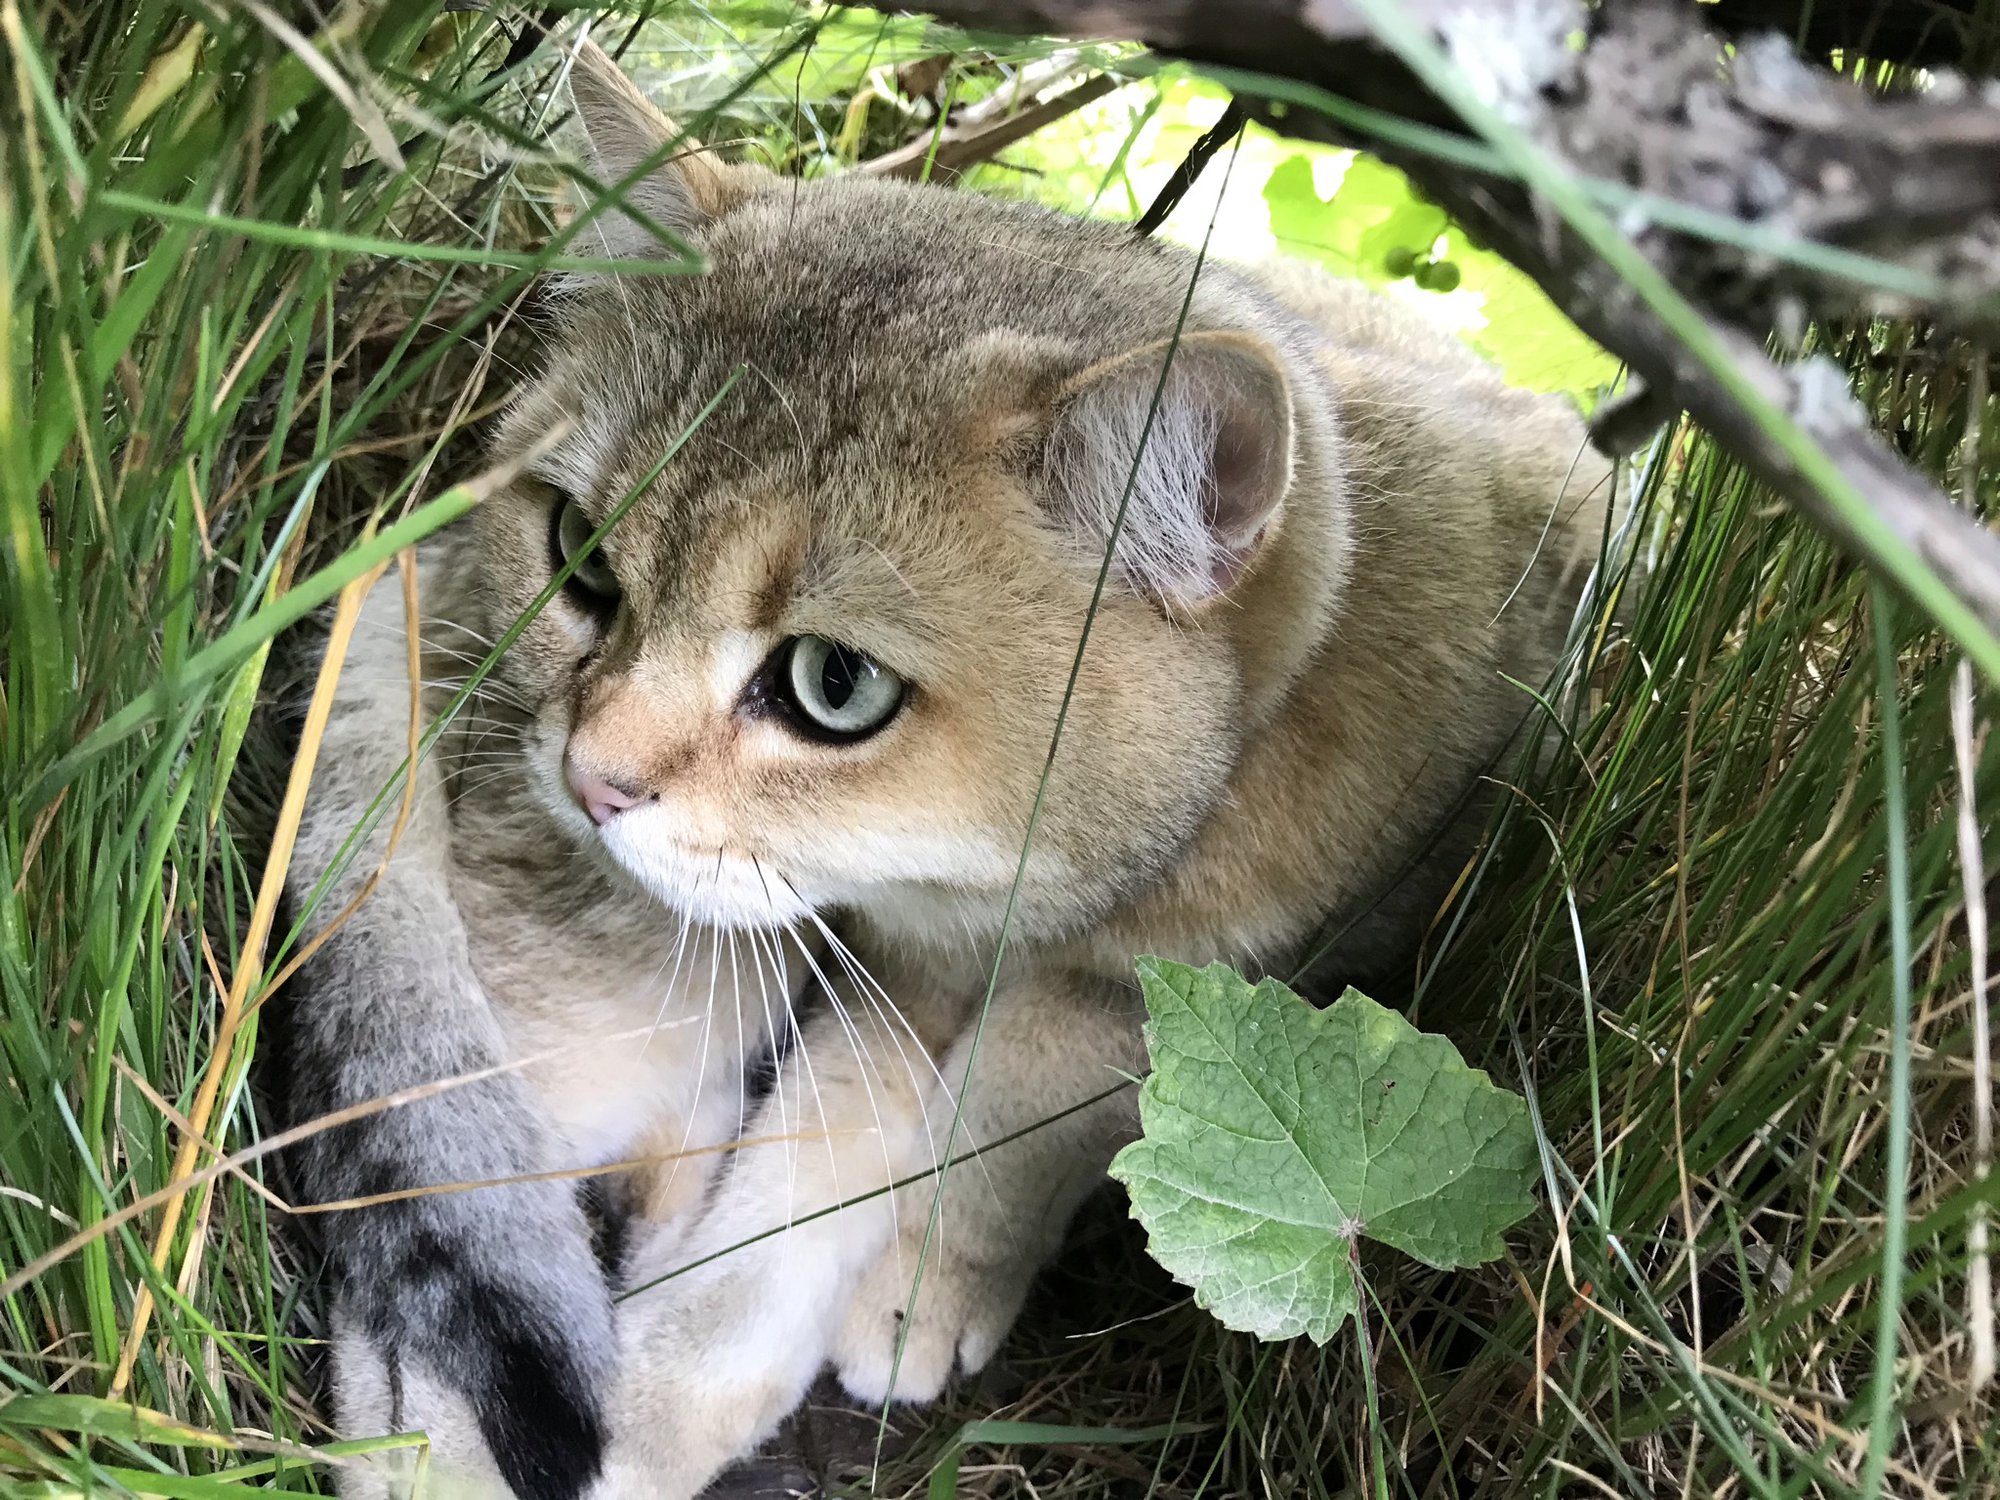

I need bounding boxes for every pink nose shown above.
[564,755,644,826]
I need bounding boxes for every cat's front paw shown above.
[589,1234,826,1500]
[829,1231,1037,1405]
[587,1350,806,1500]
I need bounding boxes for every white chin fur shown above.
[598,805,811,930]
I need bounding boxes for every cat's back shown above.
[1252,256,1605,525]
[1088,259,1615,973]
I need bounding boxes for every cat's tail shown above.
[271,918,617,1500]
[269,562,614,1500]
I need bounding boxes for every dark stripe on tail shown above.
[479,1317,607,1500]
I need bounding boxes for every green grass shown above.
[876,353,1996,1497]
[4,3,1995,1497]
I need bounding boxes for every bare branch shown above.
[870,0,2000,637]
[861,71,1120,179]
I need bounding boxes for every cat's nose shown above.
[564,754,644,825]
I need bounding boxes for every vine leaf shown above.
[1108,958,1539,1344]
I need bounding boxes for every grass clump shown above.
[887,357,1996,1498]
[4,4,1995,1499]
[2,2,665,1488]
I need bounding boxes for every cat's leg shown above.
[284,561,613,1500]
[829,964,1145,1404]
[590,952,965,1500]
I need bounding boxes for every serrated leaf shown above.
[1108,959,1538,1344]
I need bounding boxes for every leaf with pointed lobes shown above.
[1109,958,1538,1344]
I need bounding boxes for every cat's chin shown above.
[593,806,813,932]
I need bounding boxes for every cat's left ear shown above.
[1044,331,1295,607]
[567,38,766,255]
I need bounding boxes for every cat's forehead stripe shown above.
[794,538,943,646]
[743,526,804,630]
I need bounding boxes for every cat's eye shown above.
[777,636,904,741]
[552,494,620,605]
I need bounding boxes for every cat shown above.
[278,37,1613,1500]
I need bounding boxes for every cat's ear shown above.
[1045,331,1294,606]
[567,38,761,254]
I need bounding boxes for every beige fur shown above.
[321,38,1612,1499]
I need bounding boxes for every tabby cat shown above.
[280,39,1612,1500]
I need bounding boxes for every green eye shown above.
[780,636,903,741]
[554,495,620,604]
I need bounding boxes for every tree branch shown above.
[868,0,2000,644]
[860,70,1119,179]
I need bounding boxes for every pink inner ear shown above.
[1201,384,1291,569]
[1044,331,1294,605]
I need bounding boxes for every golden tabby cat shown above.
[284,39,1611,1500]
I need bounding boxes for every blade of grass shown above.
[1860,583,1915,1499]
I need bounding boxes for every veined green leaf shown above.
[1110,958,1538,1344]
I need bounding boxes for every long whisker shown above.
[804,912,1004,1219]
[807,918,944,1167]
[765,873,968,1218]
[747,923,796,1212]
[807,912,961,1111]
[778,916,900,1244]
[657,923,725,1216]
[751,869,832,1244]
[740,920,791,1147]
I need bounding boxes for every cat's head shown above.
[468,42,1340,946]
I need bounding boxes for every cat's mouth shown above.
[527,729,803,928]
[591,805,813,932]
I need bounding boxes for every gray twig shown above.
[860,0,2000,636]
[861,70,1120,180]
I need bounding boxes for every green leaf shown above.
[1452,241,1622,399]
[1356,199,1447,273]
[1108,958,1538,1345]
[1261,148,1616,405]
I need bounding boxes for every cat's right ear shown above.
[567,38,760,255]
[1044,331,1296,609]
